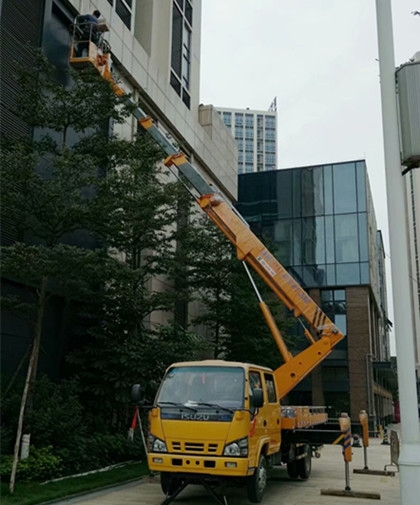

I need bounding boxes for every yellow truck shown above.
[69,25,346,504]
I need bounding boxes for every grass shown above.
[1,461,149,505]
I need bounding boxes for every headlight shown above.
[149,435,167,453]
[223,437,248,457]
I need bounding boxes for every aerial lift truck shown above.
[69,21,346,504]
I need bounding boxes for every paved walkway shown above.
[55,438,400,505]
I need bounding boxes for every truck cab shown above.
[146,360,312,502]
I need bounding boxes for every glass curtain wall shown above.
[237,161,369,289]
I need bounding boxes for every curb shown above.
[38,477,144,505]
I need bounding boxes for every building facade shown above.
[216,106,278,174]
[237,161,394,424]
[0,0,237,376]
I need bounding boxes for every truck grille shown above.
[170,441,220,454]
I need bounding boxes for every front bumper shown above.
[148,452,251,477]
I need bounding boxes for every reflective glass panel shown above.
[302,167,324,217]
[275,172,292,218]
[274,220,293,264]
[333,163,357,214]
[336,263,360,285]
[325,215,335,264]
[360,262,369,284]
[334,214,359,263]
[326,264,336,285]
[358,213,368,262]
[324,165,333,214]
[356,161,367,212]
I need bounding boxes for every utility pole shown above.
[374,1,420,504]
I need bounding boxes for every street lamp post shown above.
[374,1,420,504]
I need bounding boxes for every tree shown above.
[0,51,135,493]
[65,149,208,429]
[188,215,294,367]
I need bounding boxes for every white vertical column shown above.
[375,2,420,504]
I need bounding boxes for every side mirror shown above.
[251,388,264,409]
[131,384,143,404]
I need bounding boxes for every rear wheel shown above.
[287,460,299,479]
[160,472,181,495]
[297,444,312,480]
[247,454,268,503]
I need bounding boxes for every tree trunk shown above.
[9,276,48,494]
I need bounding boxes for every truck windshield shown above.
[157,366,245,409]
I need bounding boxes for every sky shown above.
[199,0,419,354]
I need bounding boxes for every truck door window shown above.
[264,373,277,403]
[249,371,263,407]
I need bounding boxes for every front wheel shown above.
[160,472,181,495]
[247,454,268,503]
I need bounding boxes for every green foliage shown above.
[0,447,62,482]
[0,462,147,505]
[53,434,143,474]
[186,215,294,367]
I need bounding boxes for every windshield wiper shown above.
[194,402,235,413]
[157,401,197,412]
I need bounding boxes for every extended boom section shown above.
[69,43,344,397]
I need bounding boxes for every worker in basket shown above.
[74,10,101,57]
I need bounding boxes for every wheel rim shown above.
[257,461,267,494]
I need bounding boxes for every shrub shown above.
[0,446,62,481]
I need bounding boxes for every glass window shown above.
[356,161,367,212]
[235,126,243,138]
[333,163,357,214]
[334,214,359,263]
[245,163,253,173]
[274,220,293,264]
[171,4,182,77]
[334,314,347,334]
[157,366,244,408]
[223,112,231,126]
[265,115,276,129]
[302,167,324,217]
[182,23,191,88]
[245,114,254,127]
[324,165,333,214]
[358,213,368,262]
[235,113,244,126]
[249,371,263,395]
[321,290,333,302]
[245,140,253,151]
[334,289,345,300]
[293,219,302,265]
[325,215,335,264]
[292,170,301,218]
[336,263,360,285]
[275,172,292,218]
[116,0,132,29]
[360,262,369,283]
[170,1,192,108]
[326,264,336,285]
[302,217,325,264]
[264,374,277,403]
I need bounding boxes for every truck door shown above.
[263,372,281,453]
[248,370,269,464]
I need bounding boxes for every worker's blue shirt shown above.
[79,14,98,24]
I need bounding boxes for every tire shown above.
[287,459,299,479]
[247,454,268,503]
[160,472,181,495]
[297,444,312,480]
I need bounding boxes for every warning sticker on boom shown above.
[257,255,276,277]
